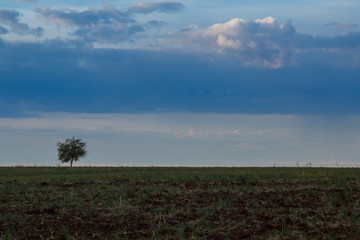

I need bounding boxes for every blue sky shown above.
[0,0,360,166]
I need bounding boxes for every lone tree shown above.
[57,137,87,167]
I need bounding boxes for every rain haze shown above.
[1,0,360,167]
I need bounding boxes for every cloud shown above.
[73,23,145,44]
[323,22,359,31]
[1,113,360,167]
[36,7,133,28]
[11,0,36,2]
[36,3,184,45]
[0,26,8,34]
[0,9,43,36]
[0,113,169,133]
[291,31,360,67]
[156,16,360,69]
[231,129,242,135]
[185,129,196,137]
[127,2,185,14]
[36,7,144,44]
[1,36,360,116]
[230,129,266,136]
[235,142,266,150]
[146,20,165,29]
[160,17,296,68]
[174,129,197,138]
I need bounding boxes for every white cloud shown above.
[174,129,197,138]
[231,129,242,135]
[185,129,196,137]
[254,16,276,25]
[216,34,241,50]
[205,18,247,36]
[156,16,360,68]
[159,17,296,68]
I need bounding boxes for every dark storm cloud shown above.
[0,9,43,36]
[1,40,360,116]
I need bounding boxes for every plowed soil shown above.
[1,178,360,239]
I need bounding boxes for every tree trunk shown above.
[70,159,73,167]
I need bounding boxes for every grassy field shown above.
[1,167,360,239]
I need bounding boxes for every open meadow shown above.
[1,167,360,239]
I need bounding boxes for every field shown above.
[1,167,360,239]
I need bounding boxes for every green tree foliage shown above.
[57,137,87,167]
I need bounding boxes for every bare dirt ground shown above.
[1,178,360,239]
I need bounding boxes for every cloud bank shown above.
[0,3,359,115]
[323,22,359,31]
[3,2,355,69]
[1,41,359,116]
[1,113,360,167]
[159,17,360,68]
[0,9,43,36]
[36,2,184,44]
[163,17,295,68]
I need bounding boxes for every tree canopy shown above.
[57,137,87,167]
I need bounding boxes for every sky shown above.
[0,0,360,167]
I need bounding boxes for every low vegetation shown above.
[1,167,360,239]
